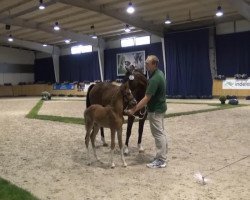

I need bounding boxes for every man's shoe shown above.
[146,159,166,168]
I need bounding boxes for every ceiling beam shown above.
[56,0,164,37]
[227,0,250,21]
[0,0,58,20]
[0,35,60,54]
[0,14,103,47]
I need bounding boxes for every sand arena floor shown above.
[0,97,249,200]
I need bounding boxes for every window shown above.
[135,36,150,46]
[121,36,150,47]
[121,37,134,47]
[71,45,92,54]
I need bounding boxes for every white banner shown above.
[222,78,250,89]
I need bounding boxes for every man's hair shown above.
[146,55,159,66]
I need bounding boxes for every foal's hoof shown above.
[123,145,129,155]
[111,163,115,168]
[87,161,91,166]
[138,144,144,153]
[123,163,127,167]
[103,143,108,147]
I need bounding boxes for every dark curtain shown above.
[104,42,164,80]
[216,31,250,76]
[165,29,212,97]
[34,57,55,83]
[60,52,100,82]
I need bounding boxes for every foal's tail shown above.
[86,84,95,108]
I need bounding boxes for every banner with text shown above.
[222,78,250,89]
[53,83,75,90]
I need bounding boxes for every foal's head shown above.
[120,82,137,108]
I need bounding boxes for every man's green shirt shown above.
[146,69,167,113]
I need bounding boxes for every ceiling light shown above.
[53,22,60,31]
[216,6,223,17]
[39,0,45,10]
[43,44,47,47]
[127,2,135,14]
[91,35,97,39]
[124,24,131,33]
[8,34,13,42]
[65,39,71,44]
[164,15,172,24]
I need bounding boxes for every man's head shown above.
[145,55,159,73]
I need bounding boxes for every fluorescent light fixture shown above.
[216,6,223,17]
[127,2,135,14]
[65,39,71,44]
[91,35,97,39]
[43,44,47,47]
[39,0,45,10]
[124,24,131,33]
[54,22,60,31]
[8,34,13,42]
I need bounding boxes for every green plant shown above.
[41,91,51,100]
[219,95,226,104]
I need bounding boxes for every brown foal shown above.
[84,82,136,168]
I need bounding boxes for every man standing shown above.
[126,55,167,168]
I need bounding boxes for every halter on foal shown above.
[84,82,136,168]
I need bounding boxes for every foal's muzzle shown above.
[129,98,137,107]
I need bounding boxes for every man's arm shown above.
[126,94,151,115]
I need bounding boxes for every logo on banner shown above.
[222,78,250,89]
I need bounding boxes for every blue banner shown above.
[53,83,75,90]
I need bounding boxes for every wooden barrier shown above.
[0,84,86,97]
[213,79,250,97]
[0,86,13,97]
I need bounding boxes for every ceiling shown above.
[0,0,249,50]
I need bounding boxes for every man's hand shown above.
[125,107,136,116]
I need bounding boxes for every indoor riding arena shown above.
[0,1,249,200]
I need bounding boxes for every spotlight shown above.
[90,25,97,39]
[39,0,45,10]
[8,34,13,42]
[124,24,131,33]
[127,2,135,14]
[164,15,172,24]
[216,6,223,17]
[53,22,60,31]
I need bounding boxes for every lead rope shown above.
[124,106,147,120]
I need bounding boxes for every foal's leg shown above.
[110,129,116,168]
[85,122,93,165]
[100,127,108,147]
[124,116,135,155]
[117,128,127,167]
[90,125,100,161]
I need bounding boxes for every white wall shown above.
[0,46,35,64]
[0,46,35,85]
[105,34,162,49]
[35,52,52,59]
[216,19,250,35]
[0,73,34,85]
